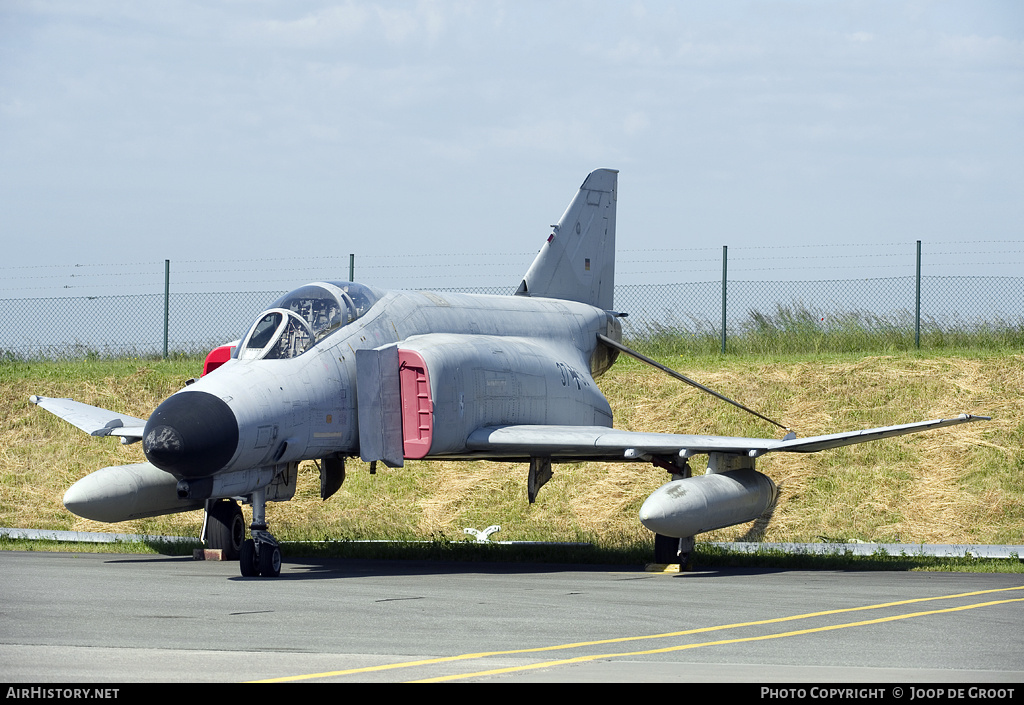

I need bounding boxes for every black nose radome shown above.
[143,391,238,478]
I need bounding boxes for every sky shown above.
[1,0,1022,297]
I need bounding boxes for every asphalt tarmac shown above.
[2,551,1022,684]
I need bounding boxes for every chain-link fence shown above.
[3,275,1022,360]
[0,291,283,360]
[617,276,1024,353]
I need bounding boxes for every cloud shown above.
[240,3,372,47]
[622,111,650,136]
[236,0,457,50]
[1,0,1021,276]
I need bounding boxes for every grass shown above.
[1,329,1022,571]
[632,304,1024,358]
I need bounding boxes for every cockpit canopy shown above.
[238,281,381,361]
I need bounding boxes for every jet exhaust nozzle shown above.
[638,469,778,538]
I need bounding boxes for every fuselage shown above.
[142,285,621,487]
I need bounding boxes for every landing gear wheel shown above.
[238,487,283,578]
[678,552,692,572]
[654,533,679,564]
[206,499,245,560]
[240,539,260,577]
[259,544,282,578]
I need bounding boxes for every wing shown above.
[466,414,989,461]
[29,395,147,443]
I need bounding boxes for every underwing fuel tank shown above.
[62,462,204,522]
[638,469,778,539]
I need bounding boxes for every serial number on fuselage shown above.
[555,362,591,390]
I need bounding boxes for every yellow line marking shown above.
[412,595,1024,683]
[250,584,1024,683]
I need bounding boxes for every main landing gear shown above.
[654,533,695,572]
[238,487,282,578]
[204,498,245,560]
[653,459,694,572]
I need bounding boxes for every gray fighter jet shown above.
[31,169,987,576]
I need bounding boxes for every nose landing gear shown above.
[238,487,282,578]
[240,534,281,578]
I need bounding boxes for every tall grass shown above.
[630,303,1024,358]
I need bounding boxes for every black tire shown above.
[678,552,692,572]
[654,533,680,564]
[259,545,282,578]
[239,539,260,577]
[207,499,245,560]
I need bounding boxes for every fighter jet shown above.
[30,169,988,576]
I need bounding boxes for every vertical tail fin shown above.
[515,168,618,310]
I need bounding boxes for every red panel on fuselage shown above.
[398,349,433,459]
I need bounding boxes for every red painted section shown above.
[398,349,433,459]
[202,344,235,376]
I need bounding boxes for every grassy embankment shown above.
[1,320,1022,570]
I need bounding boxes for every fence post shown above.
[163,259,170,359]
[721,245,728,354]
[349,253,355,282]
[915,241,921,349]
